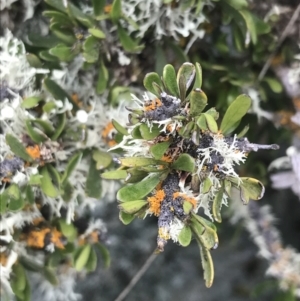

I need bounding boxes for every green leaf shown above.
[25,120,48,143]
[220,94,251,135]
[40,166,59,198]
[240,177,265,204]
[39,50,59,62]
[117,173,161,202]
[119,211,135,225]
[85,158,102,198]
[162,64,179,97]
[176,62,196,96]
[143,72,163,97]
[44,78,78,109]
[178,226,192,247]
[30,119,55,136]
[183,200,193,215]
[0,193,8,214]
[193,62,203,89]
[110,0,121,23]
[92,0,105,16]
[202,177,212,194]
[93,149,112,170]
[239,10,257,45]
[96,60,109,94]
[49,44,77,62]
[212,187,224,223]
[45,0,95,27]
[61,180,74,202]
[117,25,141,52]
[263,77,283,93]
[61,152,82,184]
[21,96,43,109]
[205,107,219,120]
[101,169,127,180]
[12,263,27,292]
[179,121,194,138]
[43,101,57,113]
[125,168,148,183]
[51,113,66,140]
[8,196,25,212]
[172,154,195,172]
[50,23,76,45]
[112,119,128,135]
[26,53,43,68]
[118,199,148,214]
[83,36,100,63]
[203,113,218,133]
[198,242,214,288]
[139,123,161,140]
[28,33,60,48]
[43,267,59,285]
[191,217,218,250]
[225,0,248,9]
[88,28,106,39]
[85,247,98,272]
[74,244,92,271]
[58,219,77,242]
[5,184,24,212]
[189,89,207,116]
[131,125,143,139]
[25,185,35,204]
[96,243,111,268]
[6,183,20,200]
[5,134,32,162]
[120,157,167,168]
[196,114,208,131]
[150,141,171,160]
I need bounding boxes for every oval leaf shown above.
[118,200,148,214]
[162,64,179,97]
[189,89,207,116]
[119,211,135,225]
[74,244,92,271]
[117,173,161,202]
[220,94,251,135]
[40,166,59,198]
[178,226,192,247]
[172,154,195,172]
[5,134,32,162]
[143,72,164,97]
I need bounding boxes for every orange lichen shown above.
[90,230,99,243]
[26,228,50,248]
[50,228,65,249]
[71,93,83,108]
[158,227,170,240]
[161,154,173,163]
[78,230,100,246]
[0,252,8,266]
[144,98,162,111]
[25,227,65,249]
[173,192,197,209]
[104,4,112,13]
[155,182,162,190]
[26,145,41,160]
[102,122,117,146]
[148,189,166,216]
[271,54,284,66]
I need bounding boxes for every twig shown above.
[257,4,300,81]
[114,250,158,301]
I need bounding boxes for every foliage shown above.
[1,0,300,300]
